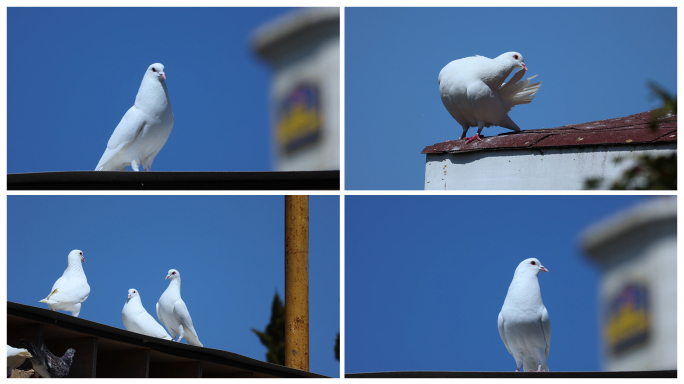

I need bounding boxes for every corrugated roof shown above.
[421,111,677,155]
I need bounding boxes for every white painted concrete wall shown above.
[582,197,677,371]
[424,145,676,190]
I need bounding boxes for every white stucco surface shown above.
[424,144,676,190]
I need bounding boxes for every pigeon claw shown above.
[464,133,482,144]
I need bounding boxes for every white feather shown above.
[122,289,173,340]
[95,63,174,171]
[157,269,203,347]
[39,250,90,317]
[498,258,551,372]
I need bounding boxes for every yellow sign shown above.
[604,284,650,356]
[276,84,322,155]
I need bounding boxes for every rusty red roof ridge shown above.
[422,110,677,155]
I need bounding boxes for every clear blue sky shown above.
[7,195,340,377]
[8,7,299,173]
[345,195,654,373]
[345,8,677,190]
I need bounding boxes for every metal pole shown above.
[284,195,309,371]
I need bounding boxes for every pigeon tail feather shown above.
[500,74,541,112]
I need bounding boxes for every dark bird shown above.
[20,339,75,378]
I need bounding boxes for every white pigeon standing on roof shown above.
[39,250,90,317]
[7,345,32,377]
[95,63,174,171]
[439,52,541,143]
[122,289,172,340]
[156,269,203,347]
[498,258,551,372]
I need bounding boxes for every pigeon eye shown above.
[513,55,519,60]
[152,68,156,72]
[79,252,82,255]
[531,261,536,265]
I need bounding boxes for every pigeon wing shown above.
[95,106,147,170]
[155,301,165,327]
[541,306,551,359]
[173,299,198,338]
[497,312,512,355]
[20,340,49,377]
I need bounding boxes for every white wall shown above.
[424,145,676,190]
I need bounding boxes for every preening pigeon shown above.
[439,52,541,143]
[157,269,203,347]
[95,63,174,171]
[7,345,32,377]
[20,339,75,378]
[498,258,551,372]
[39,250,90,317]
[122,288,173,340]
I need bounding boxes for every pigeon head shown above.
[517,258,548,275]
[166,269,180,281]
[147,63,166,80]
[68,250,85,264]
[61,348,76,367]
[127,288,139,300]
[499,52,528,72]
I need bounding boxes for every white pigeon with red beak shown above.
[95,63,174,171]
[439,52,541,143]
[156,269,203,347]
[498,258,551,372]
[122,289,172,340]
[39,250,90,317]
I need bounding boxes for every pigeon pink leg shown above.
[464,122,485,144]
[464,133,482,143]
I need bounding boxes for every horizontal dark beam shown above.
[8,302,326,378]
[8,171,340,190]
[346,371,676,378]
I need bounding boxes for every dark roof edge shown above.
[8,301,326,378]
[7,170,340,190]
[345,371,676,378]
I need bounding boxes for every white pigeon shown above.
[122,289,172,340]
[7,345,32,377]
[156,269,203,347]
[39,250,90,317]
[95,63,174,171]
[439,52,541,143]
[498,258,551,372]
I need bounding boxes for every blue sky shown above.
[8,7,299,173]
[7,195,340,377]
[345,195,660,373]
[345,8,677,190]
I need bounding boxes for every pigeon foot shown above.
[464,133,482,144]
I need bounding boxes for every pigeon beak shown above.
[165,275,170,280]
[81,255,85,263]
[521,62,528,72]
[128,294,131,299]
[160,72,166,80]
[541,266,549,273]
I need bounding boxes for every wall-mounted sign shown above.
[276,83,323,155]
[604,283,651,356]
